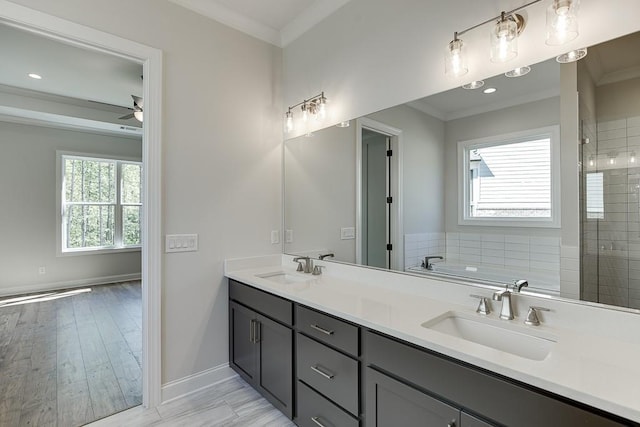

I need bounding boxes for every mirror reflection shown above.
[284,31,640,311]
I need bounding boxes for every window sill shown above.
[458,217,560,228]
[58,246,142,257]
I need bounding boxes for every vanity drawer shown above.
[296,380,359,427]
[229,279,292,325]
[297,333,359,415]
[297,305,359,356]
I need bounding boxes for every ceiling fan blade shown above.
[119,113,135,120]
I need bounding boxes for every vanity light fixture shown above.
[28,73,42,79]
[284,92,328,134]
[445,32,468,77]
[505,66,531,77]
[490,12,521,63]
[462,80,485,90]
[556,47,587,63]
[483,87,497,94]
[546,0,579,45]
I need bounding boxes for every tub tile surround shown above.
[225,254,640,423]
[404,232,562,293]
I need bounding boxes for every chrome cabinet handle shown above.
[311,416,328,427]
[310,365,335,380]
[310,324,334,335]
[249,319,255,343]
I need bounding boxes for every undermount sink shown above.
[421,311,556,361]
[256,271,311,285]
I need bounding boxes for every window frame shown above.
[57,151,142,256]
[457,125,561,228]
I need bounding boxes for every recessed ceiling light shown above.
[28,73,42,80]
[462,80,485,90]
[483,87,497,94]
[505,66,531,77]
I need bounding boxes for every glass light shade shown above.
[445,38,468,77]
[556,47,587,63]
[134,110,143,122]
[490,17,517,63]
[505,66,531,77]
[301,104,309,122]
[546,0,579,45]
[285,111,293,133]
[318,96,327,119]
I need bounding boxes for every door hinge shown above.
[386,243,393,251]
[386,149,393,157]
[386,196,393,204]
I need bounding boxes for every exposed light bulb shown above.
[445,35,468,78]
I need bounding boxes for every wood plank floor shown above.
[0,281,142,426]
[87,376,295,427]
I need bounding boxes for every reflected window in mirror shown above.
[458,125,560,228]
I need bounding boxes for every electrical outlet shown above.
[38,266,46,275]
[271,230,280,244]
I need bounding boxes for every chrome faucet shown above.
[293,256,313,273]
[493,285,515,320]
[319,253,335,260]
[492,280,529,320]
[423,256,443,270]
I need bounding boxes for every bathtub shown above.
[406,262,560,296]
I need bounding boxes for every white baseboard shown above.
[0,273,141,297]
[161,363,237,404]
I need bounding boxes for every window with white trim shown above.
[61,155,142,252]
[458,126,560,227]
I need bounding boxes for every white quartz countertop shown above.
[225,255,640,423]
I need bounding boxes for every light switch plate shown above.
[166,234,198,253]
[341,227,355,240]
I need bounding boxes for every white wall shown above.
[7,0,283,386]
[0,121,141,294]
[444,96,561,236]
[283,0,640,137]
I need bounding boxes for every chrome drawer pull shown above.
[310,324,334,335]
[311,416,328,427]
[310,365,335,380]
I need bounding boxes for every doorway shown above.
[356,118,403,270]
[0,0,162,413]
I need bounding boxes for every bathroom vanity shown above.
[226,255,640,426]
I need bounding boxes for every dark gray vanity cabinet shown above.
[365,330,632,427]
[228,280,293,418]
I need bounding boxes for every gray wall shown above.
[0,121,142,294]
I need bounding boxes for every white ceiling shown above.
[167,0,353,47]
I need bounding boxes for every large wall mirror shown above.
[284,30,640,312]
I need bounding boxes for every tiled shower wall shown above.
[582,116,640,309]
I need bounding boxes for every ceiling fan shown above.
[119,95,143,122]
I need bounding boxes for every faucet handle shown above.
[312,265,324,276]
[524,306,550,326]
[470,294,491,315]
[296,262,304,272]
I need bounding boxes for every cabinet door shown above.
[461,412,496,427]
[366,367,459,427]
[229,301,258,382]
[257,314,293,418]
